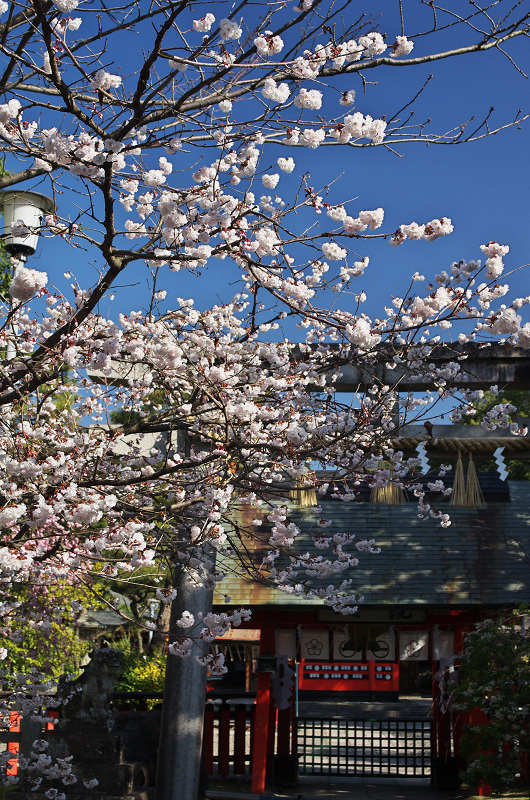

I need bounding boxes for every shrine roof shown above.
[214,481,530,609]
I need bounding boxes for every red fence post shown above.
[6,711,21,777]
[203,707,214,776]
[267,701,276,761]
[291,682,297,757]
[251,673,271,794]
[277,708,291,756]
[46,709,58,731]
[432,671,440,760]
[250,705,256,772]
[234,707,247,775]
[219,707,231,776]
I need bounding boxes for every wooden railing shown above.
[204,701,255,776]
[1,692,297,781]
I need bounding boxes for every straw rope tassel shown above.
[289,479,317,507]
[370,461,405,505]
[465,452,485,508]
[450,451,466,507]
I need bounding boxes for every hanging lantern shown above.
[0,189,56,259]
[256,652,278,674]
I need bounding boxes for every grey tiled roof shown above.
[76,609,126,629]
[215,481,530,608]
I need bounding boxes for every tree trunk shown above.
[129,597,145,654]
[155,564,213,800]
[149,601,171,657]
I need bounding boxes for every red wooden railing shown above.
[2,708,58,777]
[204,702,256,776]
[2,694,298,782]
[6,710,20,776]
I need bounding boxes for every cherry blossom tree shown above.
[0,0,530,795]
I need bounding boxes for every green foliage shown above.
[98,564,172,656]
[1,583,93,685]
[499,460,530,482]
[462,390,530,480]
[466,390,530,424]
[115,636,166,708]
[118,652,166,692]
[452,615,530,793]
[35,368,79,415]
[0,249,10,302]
[110,408,142,425]
[110,387,173,427]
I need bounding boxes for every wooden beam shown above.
[330,343,530,392]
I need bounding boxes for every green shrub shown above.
[452,615,530,793]
[115,637,166,708]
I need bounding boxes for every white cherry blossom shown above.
[193,13,215,32]
[0,6,527,784]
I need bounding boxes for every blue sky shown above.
[16,0,530,329]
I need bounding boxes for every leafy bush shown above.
[452,615,530,793]
[119,654,166,692]
[115,637,166,708]
[1,583,92,685]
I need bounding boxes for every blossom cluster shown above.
[0,1,528,788]
[390,217,454,246]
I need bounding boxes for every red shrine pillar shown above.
[251,611,274,794]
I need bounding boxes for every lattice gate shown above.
[297,718,432,778]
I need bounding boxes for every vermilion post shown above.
[251,671,272,794]
[6,711,21,776]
